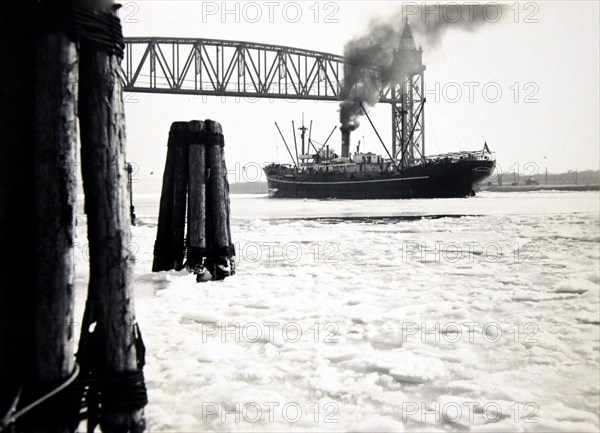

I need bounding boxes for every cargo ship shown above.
[263,21,495,199]
[264,122,495,199]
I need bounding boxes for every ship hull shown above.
[265,160,495,199]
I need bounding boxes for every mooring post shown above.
[171,122,190,271]
[30,1,79,430]
[222,132,236,277]
[152,122,184,272]
[205,120,234,280]
[128,163,137,226]
[0,0,37,424]
[187,121,207,281]
[77,0,146,431]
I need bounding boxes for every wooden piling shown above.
[0,0,37,422]
[127,163,136,226]
[205,120,233,280]
[77,1,145,431]
[221,134,236,277]
[152,122,186,272]
[171,123,190,271]
[31,3,79,430]
[186,121,207,281]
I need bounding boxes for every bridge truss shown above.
[122,37,424,162]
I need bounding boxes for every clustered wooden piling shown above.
[0,2,147,432]
[152,120,235,282]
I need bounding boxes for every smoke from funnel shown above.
[410,4,507,46]
[339,4,507,131]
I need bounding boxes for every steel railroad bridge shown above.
[122,33,425,166]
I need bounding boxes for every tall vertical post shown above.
[77,1,145,431]
[222,135,235,278]
[31,0,79,430]
[0,0,37,421]
[205,120,233,280]
[187,121,207,281]
[152,122,184,272]
[171,123,189,271]
[292,121,299,167]
[127,163,136,226]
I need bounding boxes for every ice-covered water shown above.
[74,191,600,432]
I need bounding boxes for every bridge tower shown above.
[391,21,426,168]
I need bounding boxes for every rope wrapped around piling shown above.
[186,244,236,263]
[4,320,148,432]
[189,131,225,147]
[75,321,148,432]
[33,2,125,58]
[0,365,82,431]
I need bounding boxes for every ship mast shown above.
[298,113,308,156]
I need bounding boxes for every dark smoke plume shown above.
[339,3,507,132]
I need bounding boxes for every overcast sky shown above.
[120,1,599,179]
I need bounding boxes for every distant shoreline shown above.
[226,181,600,195]
[116,183,600,197]
[230,182,600,195]
[478,184,599,193]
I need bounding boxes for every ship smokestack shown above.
[341,128,350,158]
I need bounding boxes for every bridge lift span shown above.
[122,24,424,167]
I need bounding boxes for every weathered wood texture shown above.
[152,123,183,272]
[0,0,37,420]
[205,120,232,280]
[127,163,136,226]
[31,21,78,432]
[77,3,144,431]
[153,119,234,281]
[187,121,207,279]
[222,136,235,276]
[171,123,190,271]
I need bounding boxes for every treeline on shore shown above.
[489,169,599,186]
